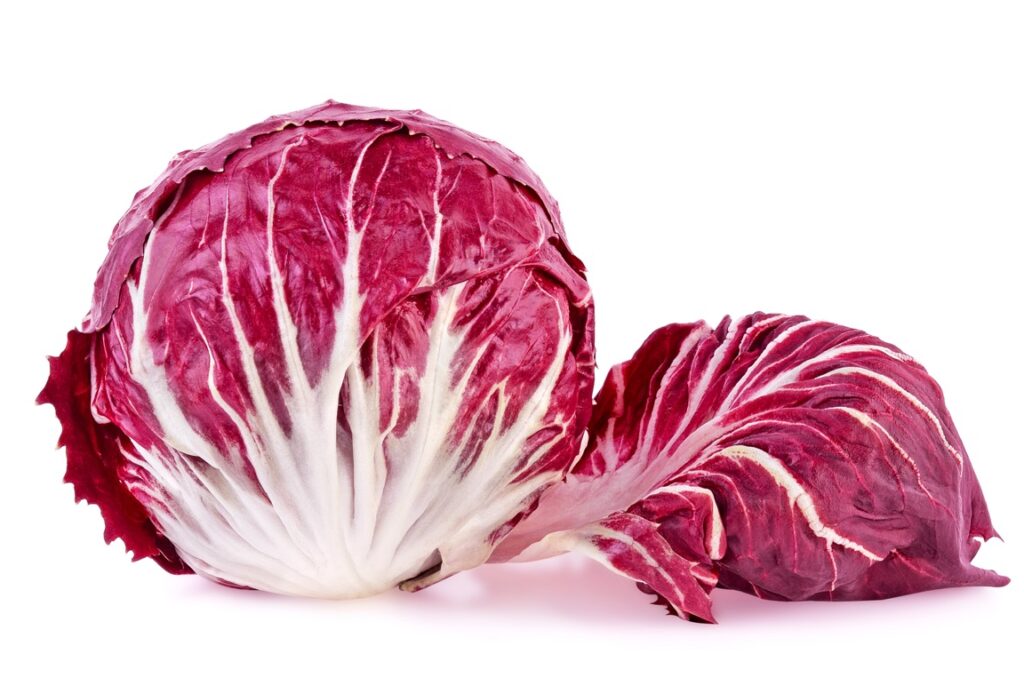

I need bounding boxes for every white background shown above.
[2,1,1020,683]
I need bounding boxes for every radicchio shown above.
[494,314,1007,621]
[39,102,595,596]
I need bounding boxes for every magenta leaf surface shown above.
[495,314,1006,621]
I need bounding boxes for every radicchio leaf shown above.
[40,102,595,597]
[494,314,1007,622]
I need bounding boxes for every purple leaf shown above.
[495,314,1007,621]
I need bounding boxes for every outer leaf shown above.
[40,102,595,597]
[495,314,1007,621]
[38,331,188,574]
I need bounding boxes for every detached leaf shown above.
[497,314,1007,621]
